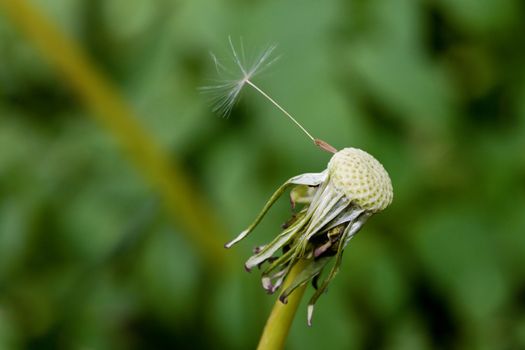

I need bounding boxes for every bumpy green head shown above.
[328,147,393,213]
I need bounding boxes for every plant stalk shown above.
[0,0,231,267]
[256,259,309,350]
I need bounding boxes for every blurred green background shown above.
[1,0,525,349]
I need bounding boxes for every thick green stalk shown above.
[257,259,309,350]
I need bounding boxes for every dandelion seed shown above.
[201,37,337,150]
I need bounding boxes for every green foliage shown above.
[1,0,525,349]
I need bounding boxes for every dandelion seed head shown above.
[328,148,393,212]
[224,149,393,324]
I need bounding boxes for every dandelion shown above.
[204,39,393,327]
[226,147,393,325]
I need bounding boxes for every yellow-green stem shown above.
[0,0,231,267]
[257,259,309,350]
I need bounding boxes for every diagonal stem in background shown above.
[0,0,231,267]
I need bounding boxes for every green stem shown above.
[0,0,231,267]
[256,259,309,350]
